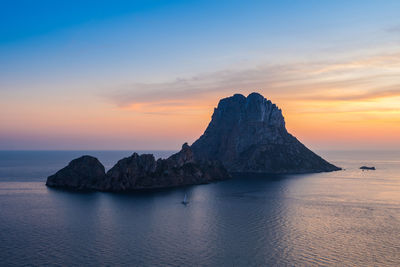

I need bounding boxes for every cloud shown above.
[104,50,400,114]
[296,106,400,115]
[292,85,400,102]
[107,65,295,106]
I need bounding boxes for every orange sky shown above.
[1,4,400,150]
[2,61,400,150]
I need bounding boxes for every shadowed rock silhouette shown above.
[46,92,340,191]
[191,93,340,173]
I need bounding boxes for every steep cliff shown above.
[46,144,230,192]
[46,92,340,192]
[191,92,340,173]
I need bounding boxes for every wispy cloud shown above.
[292,85,400,102]
[104,51,400,115]
[107,65,294,106]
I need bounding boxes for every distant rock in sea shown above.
[46,92,340,192]
[360,166,376,170]
[46,143,230,192]
[191,92,340,173]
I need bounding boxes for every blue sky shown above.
[1,0,400,149]
[2,0,399,82]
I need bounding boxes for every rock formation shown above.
[360,166,375,170]
[46,144,230,192]
[96,143,229,191]
[46,156,106,190]
[191,92,340,173]
[46,92,340,192]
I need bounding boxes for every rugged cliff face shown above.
[46,92,340,192]
[191,92,340,173]
[96,143,229,191]
[46,144,230,192]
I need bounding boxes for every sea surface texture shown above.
[0,150,399,266]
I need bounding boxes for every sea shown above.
[0,150,399,266]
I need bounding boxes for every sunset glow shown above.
[1,0,400,150]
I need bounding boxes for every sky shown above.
[1,0,400,150]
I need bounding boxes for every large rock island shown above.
[192,93,340,173]
[46,92,340,191]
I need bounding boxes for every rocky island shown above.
[46,92,340,191]
[192,92,340,173]
[360,166,376,170]
[46,143,229,191]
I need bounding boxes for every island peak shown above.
[191,92,340,173]
[46,92,340,192]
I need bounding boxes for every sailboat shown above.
[182,193,188,205]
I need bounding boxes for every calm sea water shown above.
[0,150,399,266]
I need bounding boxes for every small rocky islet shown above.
[46,92,341,192]
[360,166,376,170]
